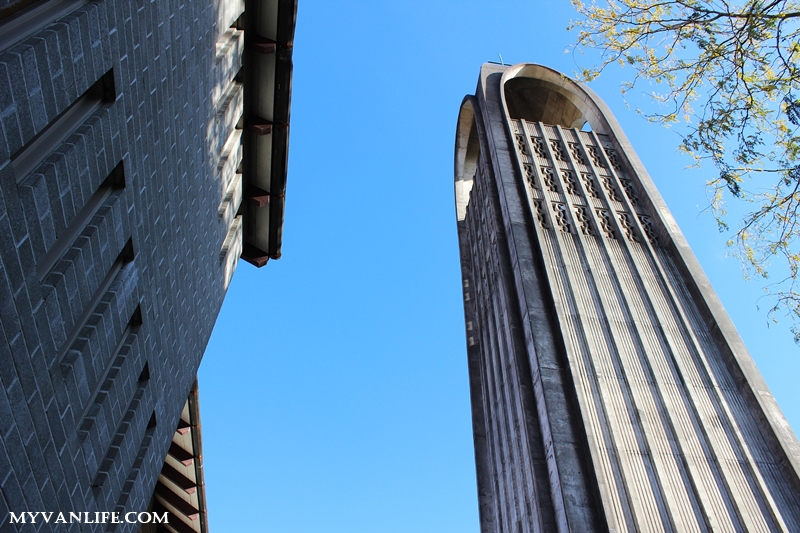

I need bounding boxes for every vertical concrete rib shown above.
[478,71,603,533]
[564,125,732,531]
[559,121,701,533]
[585,129,789,532]
[455,62,800,533]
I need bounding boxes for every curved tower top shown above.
[454,63,800,533]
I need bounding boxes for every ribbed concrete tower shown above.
[454,63,800,533]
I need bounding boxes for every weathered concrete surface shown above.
[455,63,800,533]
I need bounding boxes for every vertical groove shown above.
[518,120,628,533]
[587,130,787,533]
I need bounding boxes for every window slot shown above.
[12,69,114,183]
[0,0,87,52]
[0,0,42,25]
[57,238,134,369]
[75,305,142,438]
[93,404,155,493]
[109,411,157,505]
[37,160,125,281]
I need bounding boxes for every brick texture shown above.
[0,0,244,529]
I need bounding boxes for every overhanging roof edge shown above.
[267,0,295,259]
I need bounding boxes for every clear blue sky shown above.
[198,2,800,531]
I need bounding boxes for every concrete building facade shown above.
[0,0,296,530]
[454,63,800,533]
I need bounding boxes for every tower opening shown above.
[504,77,587,129]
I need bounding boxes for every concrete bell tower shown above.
[454,63,800,533]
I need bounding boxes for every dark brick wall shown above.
[0,0,237,530]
